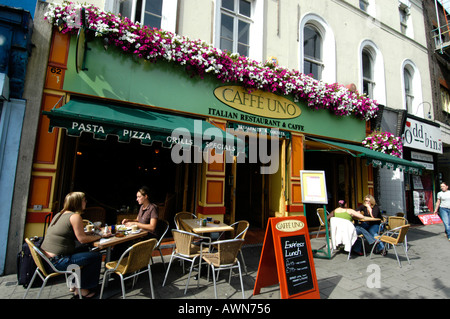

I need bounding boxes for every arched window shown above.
[403,67,414,113]
[362,50,374,98]
[300,14,336,83]
[402,61,424,116]
[303,24,323,80]
[359,40,386,105]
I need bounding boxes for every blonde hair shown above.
[364,194,376,207]
[61,192,86,214]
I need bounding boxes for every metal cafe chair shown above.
[162,229,210,294]
[23,238,82,299]
[152,219,170,269]
[200,238,245,299]
[99,238,158,299]
[370,224,411,268]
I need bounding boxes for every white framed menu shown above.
[300,170,328,204]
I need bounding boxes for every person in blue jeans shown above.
[41,192,111,298]
[434,182,450,240]
[355,195,386,255]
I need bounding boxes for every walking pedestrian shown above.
[434,182,450,240]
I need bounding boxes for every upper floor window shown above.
[300,14,336,83]
[219,0,252,56]
[359,40,386,105]
[402,60,423,117]
[441,86,450,114]
[404,68,414,113]
[398,0,413,37]
[117,0,177,32]
[303,25,323,80]
[359,0,369,12]
[362,50,374,98]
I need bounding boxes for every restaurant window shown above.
[303,24,323,80]
[362,50,374,99]
[118,0,177,32]
[219,0,252,57]
[404,68,414,113]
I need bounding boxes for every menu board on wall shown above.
[253,216,320,299]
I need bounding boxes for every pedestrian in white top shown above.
[434,182,450,240]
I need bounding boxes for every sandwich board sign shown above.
[253,216,320,299]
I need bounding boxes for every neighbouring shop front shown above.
[23,5,424,238]
[402,116,442,223]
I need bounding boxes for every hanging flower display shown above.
[362,131,403,158]
[44,1,379,121]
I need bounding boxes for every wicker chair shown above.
[316,208,328,238]
[385,216,408,249]
[162,229,210,294]
[23,238,82,299]
[174,212,197,231]
[370,224,411,267]
[200,238,245,299]
[99,238,157,299]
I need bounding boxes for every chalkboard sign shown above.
[280,235,314,295]
[253,216,319,299]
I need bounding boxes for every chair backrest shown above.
[232,220,249,239]
[119,238,157,274]
[391,225,410,245]
[317,208,326,226]
[388,216,407,230]
[155,219,169,247]
[174,212,197,231]
[25,238,56,277]
[214,239,244,265]
[172,229,195,255]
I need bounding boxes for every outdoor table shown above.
[181,218,234,234]
[92,229,148,262]
[354,217,381,222]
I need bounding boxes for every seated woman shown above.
[327,199,369,255]
[356,194,386,255]
[41,192,110,298]
[121,186,159,239]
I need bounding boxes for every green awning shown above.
[308,137,425,175]
[43,99,244,155]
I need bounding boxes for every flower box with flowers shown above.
[362,131,403,158]
[44,1,379,121]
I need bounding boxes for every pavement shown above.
[1,223,449,307]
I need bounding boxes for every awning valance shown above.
[43,99,244,155]
[308,137,425,175]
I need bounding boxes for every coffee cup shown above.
[86,224,94,232]
[131,224,138,232]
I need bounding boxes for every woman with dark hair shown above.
[41,192,110,298]
[121,186,159,238]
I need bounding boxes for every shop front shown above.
[25,5,421,237]
[402,116,442,223]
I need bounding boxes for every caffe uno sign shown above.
[214,86,301,119]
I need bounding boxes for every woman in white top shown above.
[434,182,450,240]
